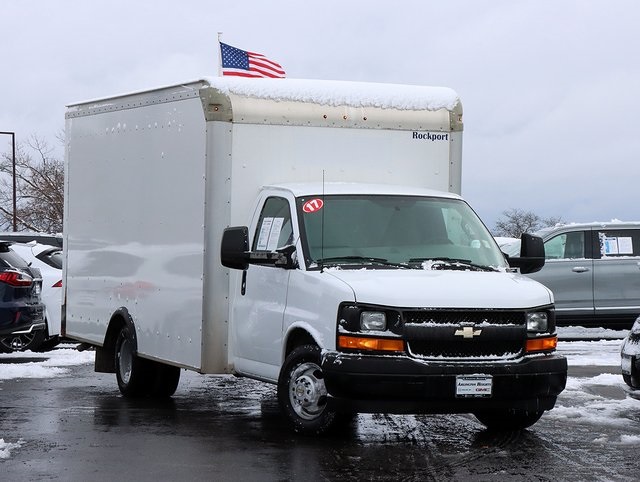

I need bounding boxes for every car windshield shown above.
[298,195,507,270]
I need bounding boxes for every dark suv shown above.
[0,242,46,352]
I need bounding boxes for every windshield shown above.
[298,195,508,270]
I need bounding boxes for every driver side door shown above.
[231,196,295,380]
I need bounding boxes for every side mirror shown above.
[221,226,250,270]
[221,226,298,270]
[507,233,545,274]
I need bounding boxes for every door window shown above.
[252,197,293,251]
[544,231,585,259]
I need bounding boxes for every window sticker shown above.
[599,233,634,256]
[602,236,619,255]
[618,237,633,255]
[256,217,285,251]
[303,198,324,213]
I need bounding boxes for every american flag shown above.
[219,42,286,78]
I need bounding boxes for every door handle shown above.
[572,267,589,273]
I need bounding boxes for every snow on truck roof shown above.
[264,182,463,199]
[205,77,460,112]
[67,77,460,113]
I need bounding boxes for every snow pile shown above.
[206,77,460,111]
[0,346,94,381]
[548,342,640,441]
[558,325,628,340]
[557,339,623,365]
[0,438,24,459]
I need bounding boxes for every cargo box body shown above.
[63,78,463,373]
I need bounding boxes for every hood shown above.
[324,269,553,309]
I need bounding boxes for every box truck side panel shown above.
[64,94,208,369]
[225,123,455,228]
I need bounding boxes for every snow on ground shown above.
[558,325,628,341]
[0,346,94,382]
[0,439,24,460]
[549,339,640,446]
[557,339,623,366]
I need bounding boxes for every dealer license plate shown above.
[455,375,493,398]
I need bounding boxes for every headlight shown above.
[526,312,548,332]
[360,311,387,331]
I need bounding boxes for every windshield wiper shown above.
[408,257,498,272]
[316,256,413,269]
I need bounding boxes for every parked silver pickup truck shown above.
[503,221,640,329]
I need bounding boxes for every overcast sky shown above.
[2,0,638,229]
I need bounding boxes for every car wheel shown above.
[277,344,342,435]
[115,325,152,397]
[475,409,545,431]
[0,329,46,353]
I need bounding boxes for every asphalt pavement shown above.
[1,345,638,481]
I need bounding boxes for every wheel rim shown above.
[118,337,134,385]
[288,361,328,421]
[0,334,34,351]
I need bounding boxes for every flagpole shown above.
[217,32,223,77]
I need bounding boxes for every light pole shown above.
[0,131,17,231]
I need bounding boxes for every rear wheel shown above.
[475,409,545,431]
[277,344,342,435]
[115,326,152,397]
[0,328,46,353]
[148,361,181,397]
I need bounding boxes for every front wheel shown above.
[277,344,341,435]
[475,409,545,431]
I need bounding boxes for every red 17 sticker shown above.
[303,198,324,213]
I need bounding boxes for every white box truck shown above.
[63,78,566,434]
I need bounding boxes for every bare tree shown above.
[494,208,563,238]
[0,135,64,233]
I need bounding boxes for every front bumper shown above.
[322,351,567,414]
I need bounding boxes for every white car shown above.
[9,242,62,351]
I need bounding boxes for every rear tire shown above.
[277,344,341,435]
[148,361,181,397]
[475,409,544,431]
[115,326,152,397]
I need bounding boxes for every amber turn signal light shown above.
[338,335,405,352]
[525,336,557,353]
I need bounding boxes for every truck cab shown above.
[222,183,567,433]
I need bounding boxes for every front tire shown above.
[475,409,545,431]
[277,344,341,435]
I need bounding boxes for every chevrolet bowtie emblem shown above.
[454,326,482,339]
